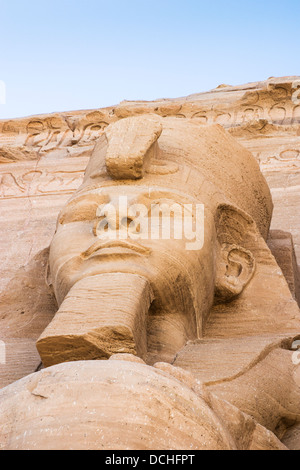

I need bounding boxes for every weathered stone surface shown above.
[0,359,288,450]
[208,348,300,441]
[174,335,296,385]
[0,76,299,450]
[282,424,300,450]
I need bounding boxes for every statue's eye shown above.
[58,195,110,225]
[150,199,185,217]
[59,202,99,224]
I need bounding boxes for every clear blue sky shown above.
[0,0,299,118]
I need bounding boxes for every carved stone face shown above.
[50,183,217,333]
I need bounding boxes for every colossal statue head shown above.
[37,115,273,367]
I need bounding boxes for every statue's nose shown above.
[96,196,137,234]
[107,209,134,231]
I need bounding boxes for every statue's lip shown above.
[81,240,151,259]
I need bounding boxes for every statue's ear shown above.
[214,204,257,303]
[215,244,255,303]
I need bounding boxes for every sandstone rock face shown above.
[0,76,300,450]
